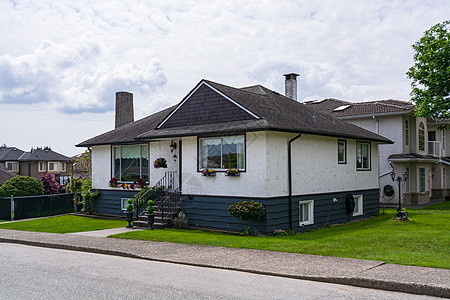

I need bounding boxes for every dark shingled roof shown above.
[18,149,71,162]
[0,168,17,185]
[304,98,414,117]
[77,79,393,147]
[388,153,439,160]
[0,147,25,161]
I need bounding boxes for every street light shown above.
[390,170,409,220]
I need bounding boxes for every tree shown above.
[0,176,43,197]
[406,20,450,121]
[40,174,60,195]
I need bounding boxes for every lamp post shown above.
[390,170,409,220]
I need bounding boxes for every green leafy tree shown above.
[0,176,43,197]
[407,20,450,121]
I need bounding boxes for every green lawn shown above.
[0,215,125,234]
[111,202,450,269]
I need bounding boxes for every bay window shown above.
[199,135,245,170]
[113,145,149,182]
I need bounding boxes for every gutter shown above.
[288,134,302,230]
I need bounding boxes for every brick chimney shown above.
[115,92,134,128]
[284,73,299,101]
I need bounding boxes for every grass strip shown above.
[0,215,125,234]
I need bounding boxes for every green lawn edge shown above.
[110,202,450,269]
[0,215,125,234]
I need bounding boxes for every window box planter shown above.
[225,169,240,177]
[202,169,216,176]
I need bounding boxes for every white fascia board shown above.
[338,111,413,120]
[157,81,260,129]
[439,159,450,166]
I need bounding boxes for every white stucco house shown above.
[305,98,450,206]
[77,74,392,233]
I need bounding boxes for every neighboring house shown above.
[0,164,17,186]
[305,98,450,205]
[76,74,392,234]
[0,146,72,186]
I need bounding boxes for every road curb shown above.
[1,237,449,298]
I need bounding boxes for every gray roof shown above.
[18,149,71,162]
[304,99,414,117]
[0,147,25,161]
[78,79,393,147]
[0,168,17,185]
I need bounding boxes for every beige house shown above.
[305,99,449,205]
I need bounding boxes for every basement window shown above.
[299,200,314,226]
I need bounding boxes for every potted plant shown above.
[202,169,216,176]
[109,177,118,187]
[153,157,167,169]
[225,168,240,177]
[147,199,155,229]
[125,199,134,228]
[137,178,146,188]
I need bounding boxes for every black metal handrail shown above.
[160,187,181,224]
[135,171,177,218]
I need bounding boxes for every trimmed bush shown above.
[0,176,43,197]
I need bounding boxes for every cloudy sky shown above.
[0,0,449,156]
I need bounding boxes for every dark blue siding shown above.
[92,189,138,216]
[181,189,379,234]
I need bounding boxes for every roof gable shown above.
[157,81,259,129]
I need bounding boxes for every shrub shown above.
[40,174,60,195]
[228,200,265,221]
[134,186,165,207]
[126,199,134,211]
[147,200,154,214]
[172,211,189,229]
[0,176,43,197]
[80,178,100,213]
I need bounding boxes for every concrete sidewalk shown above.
[0,228,448,298]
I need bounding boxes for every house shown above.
[0,164,17,186]
[76,74,392,234]
[304,98,450,205]
[0,146,72,186]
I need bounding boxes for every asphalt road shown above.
[0,243,439,300]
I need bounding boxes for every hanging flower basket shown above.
[225,169,240,177]
[153,157,167,169]
[202,169,216,176]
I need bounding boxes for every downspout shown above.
[288,134,302,230]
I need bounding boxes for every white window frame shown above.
[48,162,59,172]
[338,140,346,164]
[121,198,134,211]
[38,162,46,172]
[61,162,66,172]
[442,130,446,150]
[113,144,149,183]
[419,168,426,193]
[6,161,18,172]
[356,142,371,171]
[353,195,363,216]
[299,200,314,226]
[404,119,409,146]
[198,135,245,171]
[418,122,425,151]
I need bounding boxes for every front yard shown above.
[110,201,450,269]
[0,202,448,269]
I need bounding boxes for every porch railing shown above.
[160,187,181,224]
[428,141,442,157]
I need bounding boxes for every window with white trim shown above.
[353,195,363,216]
[48,162,59,172]
[419,168,426,192]
[198,135,245,170]
[356,142,370,170]
[6,162,18,172]
[121,198,134,211]
[443,130,446,150]
[418,122,425,151]
[404,119,409,146]
[299,200,314,226]
[338,140,346,164]
[113,145,149,182]
[38,162,46,172]
[443,167,446,189]
[61,162,66,172]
